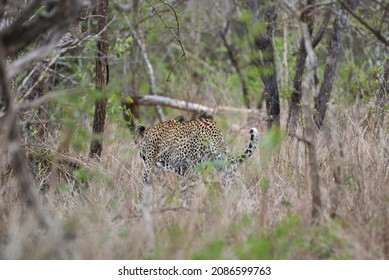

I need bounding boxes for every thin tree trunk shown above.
[281,13,289,90]
[287,39,307,134]
[299,21,322,223]
[90,0,109,158]
[132,29,165,122]
[314,5,349,129]
[254,4,280,128]
[220,24,250,108]
[0,0,81,258]
[0,52,64,257]
[122,0,141,130]
[326,105,344,219]
[374,58,388,138]
[287,0,315,135]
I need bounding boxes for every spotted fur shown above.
[137,118,259,183]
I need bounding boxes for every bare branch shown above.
[1,0,81,57]
[338,0,389,46]
[146,0,186,81]
[7,43,58,80]
[220,21,250,108]
[312,9,332,47]
[299,0,336,15]
[130,27,165,122]
[0,1,82,257]
[0,42,64,259]
[378,3,389,31]
[17,92,262,119]
[7,0,42,28]
[129,94,264,116]
[16,90,68,112]
[314,6,347,129]
[8,25,95,81]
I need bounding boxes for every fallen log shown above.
[129,95,263,116]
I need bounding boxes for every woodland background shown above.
[0,0,388,259]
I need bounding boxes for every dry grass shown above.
[0,104,388,260]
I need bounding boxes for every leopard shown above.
[137,117,259,184]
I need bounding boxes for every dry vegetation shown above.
[0,0,388,261]
[1,103,387,259]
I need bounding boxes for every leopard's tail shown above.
[228,127,259,165]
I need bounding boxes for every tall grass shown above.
[0,103,388,259]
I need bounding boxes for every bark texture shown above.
[253,4,280,128]
[0,0,81,259]
[299,22,322,223]
[287,0,315,134]
[90,0,109,158]
[313,5,349,129]
[220,24,250,108]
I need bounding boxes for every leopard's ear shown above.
[137,125,146,136]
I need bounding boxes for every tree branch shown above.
[0,42,64,259]
[338,0,389,46]
[128,94,263,116]
[299,20,322,223]
[0,0,82,257]
[1,0,81,57]
[220,21,250,108]
[312,9,332,48]
[143,0,186,81]
[130,27,165,122]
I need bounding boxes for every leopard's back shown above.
[137,118,258,183]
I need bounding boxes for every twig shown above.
[155,206,191,214]
[291,133,310,144]
[16,90,68,112]
[108,153,132,176]
[126,206,195,219]
[299,1,336,15]
[338,0,389,46]
[166,52,186,82]
[18,49,67,102]
[8,27,92,81]
[7,43,58,80]
[15,16,116,102]
[146,0,186,81]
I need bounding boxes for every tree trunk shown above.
[89,0,109,158]
[0,0,81,258]
[287,0,315,135]
[253,4,280,128]
[299,21,322,223]
[374,58,388,138]
[132,29,165,122]
[220,24,250,108]
[314,6,349,129]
